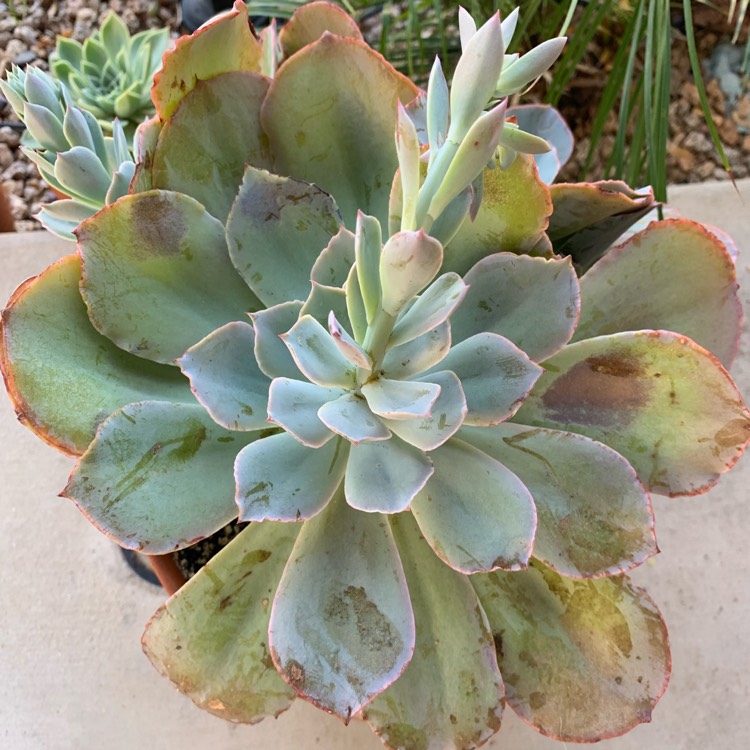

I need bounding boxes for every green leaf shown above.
[179,322,271,432]
[547,181,654,273]
[345,263,368,343]
[318,392,391,444]
[142,521,298,723]
[281,315,356,388]
[152,2,262,119]
[395,102,421,231]
[310,227,355,287]
[77,191,261,365]
[389,273,467,348]
[261,33,419,228]
[381,323,451,380]
[301,284,350,332]
[411,438,536,573]
[361,377,440,420]
[268,489,415,719]
[278,0,363,58]
[425,333,542,426]
[355,212,383,325]
[574,219,742,368]
[152,73,272,223]
[363,512,504,749]
[267,377,342,448]
[515,331,750,496]
[327,311,370,369]
[0,254,189,456]
[460,423,656,578]
[379,230,443,316]
[383,371,466,451]
[473,561,671,742]
[250,301,303,380]
[54,146,112,204]
[23,101,67,152]
[442,155,552,276]
[37,199,96,241]
[235,432,348,522]
[64,402,256,553]
[451,253,580,362]
[226,166,342,306]
[345,436,433,513]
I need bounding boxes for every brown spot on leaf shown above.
[714,418,750,448]
[285,659,306,688]
[541,352,651,426]
[219,595,232,611]
[529,691,546,710]
[130,195,187,257]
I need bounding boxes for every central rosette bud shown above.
[219,211,543,518]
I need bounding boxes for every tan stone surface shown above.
[1,181,748,748]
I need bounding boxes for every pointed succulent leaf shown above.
[36,199,96,241]
[23,101,67,152]
[62,106,95,151]
[318,392,391,443]
[267,377,342,448]
[364,512,504,749]
[451,253,580,362]
[279,0,363,58]
[460,423,657,578]
[426,185,473,248]
[152,73,272,223]
[226,166,342,305]
[383,371,467,451]
[142,521,298,723]
[0,255,190,456]
[495,37,567,97]
[449,13,503,139]
[282,315,356,388]
[311,226,355,287]
[251,301,303,380]
[458,6,478,48]
[574,219,742,368]
[548,182,654,272]
[426,57,449,163]
[515,331,750,496]
[389,273,468,348]
[361,377,441,420]
[76,191,262,364]
[105,161,136,206]
[379,231,443,316]
[328,311,371,369]
[500,7,520,49]
[355,211,383,324]
[301,283,350,331]
[507,104,574,183]
[235,432,348,522]
[442,155,552,275]
[497,122,551,154]
[54,146,112,203]
[410,438,536,573]
[261,33,419,227]
[178,322,270,432]
[345,263,368,343]
[395,102,421,231]
[429,102,507,224]
[345,436,433,513]
[381,322,451,380]
[426,333,542,426]
[269,489,415,719]
[63,402,257,553]
[23,67,64,118]
[152,2,262,119]
[473,562,671,742]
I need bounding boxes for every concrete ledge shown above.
[1,181,748,748]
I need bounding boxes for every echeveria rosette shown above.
[1,3,749,750]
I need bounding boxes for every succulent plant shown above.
[49,12,171,133]
[0,65,136,240]
[2,2,749,749]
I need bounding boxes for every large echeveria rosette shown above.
[1,3,749,749]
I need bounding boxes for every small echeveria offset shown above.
[1,2,748,748]
[49,12,170,133]
[0,65,138,240]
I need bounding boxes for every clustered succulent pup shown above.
[1,3,748,749]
